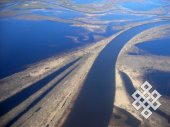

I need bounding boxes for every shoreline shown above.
[114,24,170,127]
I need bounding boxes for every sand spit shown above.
[114,24,170,127]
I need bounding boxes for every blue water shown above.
[32,9,82,19]
[0,19,117,79]
[135,39,170,56]
[122,2,160,11]
[0,20,89,78]
[145,70,170,97]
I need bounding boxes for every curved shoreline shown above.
[63,21,170,127]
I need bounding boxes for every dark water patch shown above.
[120,71,136,95]
[115,106,141,127]
[0,57,80,117]
[144,70,170,97]
[114,114,121,119]
[135,38,170,56]
[110,106,141,127]
[0,19,90,79]
[128,52,138,55]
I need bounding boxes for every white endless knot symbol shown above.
[132,81,161,119]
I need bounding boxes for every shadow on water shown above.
[120,71,170,124]
[0,57,81,117]
[63,21,169,127]
[5,65,78,127]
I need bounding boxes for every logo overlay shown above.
[131,81,161,119]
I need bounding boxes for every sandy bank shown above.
[114,24,170,127]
